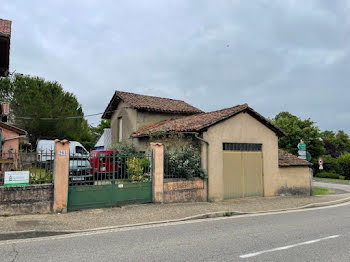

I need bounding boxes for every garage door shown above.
[223,143,263,199]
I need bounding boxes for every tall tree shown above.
[0,74,93,147]
[272,112,324,160]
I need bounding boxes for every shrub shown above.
[315,172,340,179]
[165,145,205,179]
[126,156,151,182]
[337,154,350,179]
[321,155,339,174]
[112,141,137,158]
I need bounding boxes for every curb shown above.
[1,196,350,241]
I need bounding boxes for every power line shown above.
[14,110,115,120]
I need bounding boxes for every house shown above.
[103,91,312,201]
[94,128,112,150]
[0,18,11,77]
[102,90,202,149]
[0,122,26,155]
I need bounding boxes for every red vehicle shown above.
[90,150,118,180]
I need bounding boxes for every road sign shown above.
[297,143,306,151]
[298,150,307,156]
[318,157,323,170]
[4,171,29,186]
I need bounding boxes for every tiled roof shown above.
[102,91,203,118]
[132,104,286,137]
[278,149,312,167]
[0,19,11,37]
[0,122,26,135]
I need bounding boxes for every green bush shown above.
[126,156,151,182]
[321,155,339,174]
[165,145,205,179]
[337,154,350,179]
[315,172,340,179]
[112,141,138,158]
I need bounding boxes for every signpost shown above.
[4,171,30,186]
[318,157,324,170]
[297,140,307,160]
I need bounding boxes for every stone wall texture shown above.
[163,178,207,203]
[0,184,53,215]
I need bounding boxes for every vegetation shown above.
[127,156,151,182]
[0,74,94,150]
[313,186,330,195]
[336,154,350,180]
[272,111,350,180]
[165,144,205,179]
[315,172,340,179]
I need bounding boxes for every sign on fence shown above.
[4,171,30,186]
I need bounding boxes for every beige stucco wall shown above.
[202,112,281,201]
[278,167,311,195]
[110,101,137,146]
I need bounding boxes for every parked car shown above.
[36,139,89,162]
[90,150,118,180]
[69,158,93,185]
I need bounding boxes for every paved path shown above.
[1,194,349,234]
[0,202,349,261]
[313,180,350,193]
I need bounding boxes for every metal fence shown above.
[0,150,54,186]
[69,151,153,186]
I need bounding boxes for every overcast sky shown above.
[1,0,349,132]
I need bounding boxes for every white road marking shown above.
[240,235,340,259]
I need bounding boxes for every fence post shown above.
[53,139,70,213]
[151,142,164,203]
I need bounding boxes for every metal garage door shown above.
[223,143,263,199]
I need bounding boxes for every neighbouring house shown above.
[103,91,312,201]
[94,128,112,150]
[0,18,11,77]
[0,122,27,171]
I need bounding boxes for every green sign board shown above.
[297,143,306,151]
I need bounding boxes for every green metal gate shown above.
[67,151,153,211]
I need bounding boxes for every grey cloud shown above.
[1,0,349,131]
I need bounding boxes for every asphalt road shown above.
[314,180,350,193]
[1,203,350,262]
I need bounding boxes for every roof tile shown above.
[0,19,11,37]
[103,91,202,118]
[132,104,285,137]
[278,149,312,167]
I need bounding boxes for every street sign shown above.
[297,143,306,151]
[4,171,30,186]
[298,150,307,156]
[318,157,323,170]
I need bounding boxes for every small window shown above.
[223,143,262,151]
[118,117,123,142]
[75,146,87,155]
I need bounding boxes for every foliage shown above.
[126,156,151,182]
[319,155,339,174]
[321,130,350,156]
[315,172,340,179]
[337,154,350,180]
[0,74,94,149]
[165,144,205,179]
[90,119,111,147]
[272,112,324,160]
[112,141,138,158]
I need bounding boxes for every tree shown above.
[321,130,350,156]
[272,112,324,160]
[0,74,93,148]
[337,154,350,179]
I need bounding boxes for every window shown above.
[75,146,87,155]
[223,143,262,151]
[118,117,123,142]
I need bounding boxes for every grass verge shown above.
[313,177,350,184]
[313,186,330,195]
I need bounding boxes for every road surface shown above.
[0,202,349,262]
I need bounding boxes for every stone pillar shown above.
[151,142,164,203]
[53,139,70,213]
